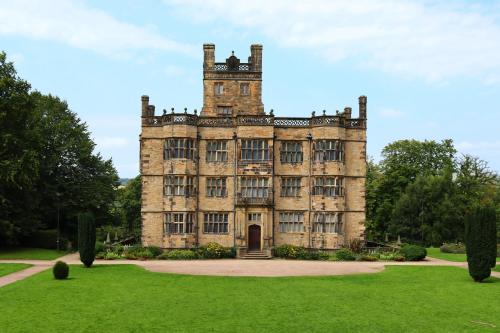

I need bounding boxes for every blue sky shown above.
[1,0,499,177]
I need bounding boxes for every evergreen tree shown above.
[465,206,496,282]
[78,212,96,268]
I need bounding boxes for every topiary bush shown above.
[440,243,466,254]
[53,261,69,280]
[399,245,427,261]
[465,205,497,282]
[78,212,96,268]
[335,248,356,261]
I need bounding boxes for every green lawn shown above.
[426,247,467,262]
[0,265,498,332]
[0,263,31,277]
[0,247,67,260]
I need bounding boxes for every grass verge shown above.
[0,263,32,277]
[0,265,498,332]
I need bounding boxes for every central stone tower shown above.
[140,43,367,258]
[201,44,264,117]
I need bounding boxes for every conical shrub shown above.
[465,205,496,282]
[78,212,96,268]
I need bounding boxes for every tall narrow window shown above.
[241,177,269,198]
[240,139,270,162]
[206,140,228,162]
[214,82,224,96]
[281,177,301,197]
[313,177,343,197]
[217,106,233,116]
[279,212,305,233]
[280,141,303,163]
[314,140,343,162]
[203,213,229,234]
[240,83,250,96]
[313,213,343,233]
[164,138,196,160]
[206,177,227,197]
[165,212,195,234]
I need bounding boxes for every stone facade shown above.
[140,44,367,256]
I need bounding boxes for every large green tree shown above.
[366,139,456,241]
[0,52,40,244]
[0,51,119,245]
[389,170,461,246]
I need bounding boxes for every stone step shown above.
[241,251,272,259]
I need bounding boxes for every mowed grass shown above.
[0,264,31,277]
[0,265,499,333]
[426,247,467,262]
[0,247,67,260]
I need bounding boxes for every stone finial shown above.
[163,109,167,116]
[323,110,326,116]
[194,109,198,115]
[184,107,188,114]
[171,107,174,114]
[336,110,339,115]
[270,109,274,116]
[312,111,316,117]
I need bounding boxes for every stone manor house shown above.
[140,44,367,258]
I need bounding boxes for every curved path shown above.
[1,253,499,286]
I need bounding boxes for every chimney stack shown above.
[358,95,367,119]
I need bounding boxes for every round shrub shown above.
[400,245,427,261]
[53,261,69,280]
[335,248,355,261]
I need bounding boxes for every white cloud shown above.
[457,141,500,155]
[167,0,500,83]
[378,108,404,118]
[0,0,194,57]
[95,136,129,149]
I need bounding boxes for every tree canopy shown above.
[0,51,119,245]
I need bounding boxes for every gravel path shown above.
[1,253,499,286]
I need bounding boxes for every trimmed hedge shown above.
[273,244,329,260]
[400,245,427,261]
[159,250,198,260]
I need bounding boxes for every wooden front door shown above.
[248,225,261,251]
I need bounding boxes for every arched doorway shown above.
[248,224,261,251]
